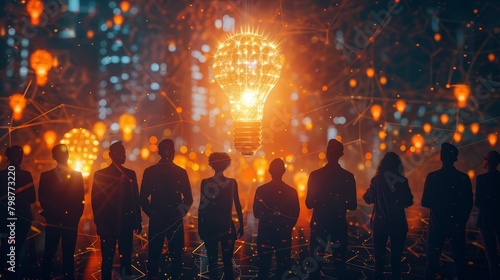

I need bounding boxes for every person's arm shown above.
[401,178,414,208]
[179,169,193,216]
[38,172,50,216]
[131,171,142,233]
[139,169,152,217]
[305,172,316,209]
[475,176,484,208]
[346,174,357,210]
[25,172,36,204]
[233,179,244,238]
[75,172,85,218]
[421,173,434,208]
[253,188,263,219]
[463,175,473,223]
[363,177,377,205]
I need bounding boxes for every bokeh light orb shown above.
[60,128,100,178]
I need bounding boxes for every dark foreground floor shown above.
[6,206,491,280]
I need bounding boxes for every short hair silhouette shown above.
[484,150,500,166]
[440,142,458,163]
[208,152,231,172]
[269,158,286,177]
[52,144,69,163]
[327,139,344,161]
[158,139,174,153]
[109,141,124,153]
[5,145,23,164]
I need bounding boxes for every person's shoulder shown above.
[122,166,137,175]
[40,168,55,177]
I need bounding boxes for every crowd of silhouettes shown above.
[0,138,499,280]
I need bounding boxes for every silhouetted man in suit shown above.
[254,158,300,279]
[422,142,473,280]
[306,139,357,279]
[475,150,500,280]
[92,141,142,280]
[140,139,193,279]
[39,144,84,280]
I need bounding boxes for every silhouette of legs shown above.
[147,220,184,277]
[389,232,406,280]
[41,224,77,280]
[424,225,446,280]
[449,227,467,280]
[257,244,273,279]
[373,229,389,280]
[309,227,347,280]
[205,238,235,279]
[99,237,117,280]
[100,230,132,280]
[480,228,500,280]
[118,229,133,275]
[275,240,292,279]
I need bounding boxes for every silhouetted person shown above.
[363,152,413,280]
[422,142,472,280]
[476,150,500,280]
[140,139,193,279]
[39,144,84,280]
[306,139,357,279]
[0,146,35,279]
[198,152,244,279]
[92,141,142,280]
[254,158,299,279]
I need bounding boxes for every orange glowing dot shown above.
[86,30,94,38]
[179,145,188,154]
[440,114,449,125]
[488,53,496,62]
[412,134,424,151]
[445,83,451,88]
[321,85,328,91]
[366,68,375,78]
[379,143,387,150]
[149,144,158,152]
[318,152,326,160]
[378,130,386,140]
[22,144,31,155]
[457,124,465,133]
[120,1,130,12]
[113,14,124,26]
[176,107,183,113]
[349,79,357,87]
[365,152,372,160]
[487,133,498,147]
[454,84,470,108]
[470,123,480,135]
[26,0,44,26]
[434,33,441,42]
[423,123,432,134]
[453,132,462,143]
[467,170,475,179]
[379,76,387,85]
[395,100,406,114]
[370,104,382,121]
[400,145,406,152]
[149,136,158,144]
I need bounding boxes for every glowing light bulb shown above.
[118,113,136,142]
[370,104,382,121]
[487,133,497,147]
[411,133,424,153]
[43,130,57,148]
[470,123,479,135]
[30,50,53,86]
[60,128,99,178]
[454,84,470,108]
[423,123,432,134]
[9,93,27,121]
[213,32,282,156]
[395,100,406,114]
[26,0,44,26]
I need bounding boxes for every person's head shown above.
[208,152,231,172]
[109,141,126,165]
[326,139,344,162]
[483,150,500,170]
[52,144,69,165]
[158,139,175,160]
[5,145,23,166]
[377,152,404,177]
[440,142,458,164]
[269,158,286,179]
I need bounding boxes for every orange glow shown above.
[176,107,183,113]
[23,144,31,156]
[457,124,465,133]
[60,128,99,178]
[140,148,150,160]
[470,123,480,135]
[379,76,387,85]
[379,143,387,150]
[395,100,406,114]
[488,53,495,62]
[149,144,158,152]
[349,79,357,87]
[423,123,432,134]
[93,121,107,140]
[321,85,328,91]
[365,152,372,160]
[86,30,94,39]
[411,134,424,152]
[434,33,441,41]
[454,84,470,108]
[26,0,44,26]
[9,93,27,121]
[366,68,375,78]
[453,132,462,143]
[440,113,449,125]
[378,130,386,140]
[30,50,53,86]
[113,14,124,26]
[487,133,497,147]
[149,136,158,144]
[43,130,57,148]
[118,113,136,142]
[370,104,382,121]
[467,170,475,179]
[120,1,130,12]
[293,171,309,194]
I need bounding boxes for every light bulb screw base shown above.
[233,121,262,156]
